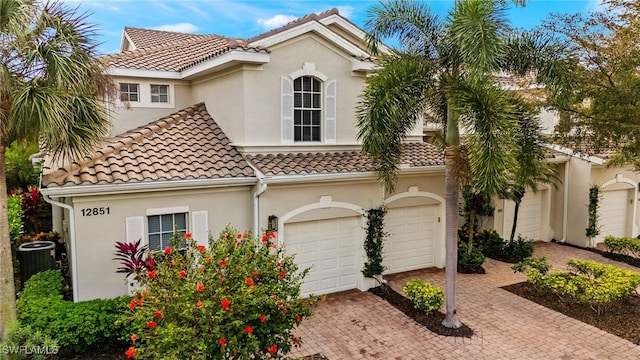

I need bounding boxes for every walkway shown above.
[288,242,640,359]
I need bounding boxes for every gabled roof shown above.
[247,8,340,44]
[43,103,255,187]
[246,142,444,176]
[123,27,209,50]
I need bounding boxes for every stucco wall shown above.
[565,158,592,247]
[69,186,252,301]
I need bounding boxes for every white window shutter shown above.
[191,210,208,246]
[281,77,294,144]
[325,80,337,144]
[125,216,144,296]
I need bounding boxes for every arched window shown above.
[293,76,322,142]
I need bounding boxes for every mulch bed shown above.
[502,282,640,345]
[554,240,640,268]
[369,283,474,338]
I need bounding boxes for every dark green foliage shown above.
[363,207,388,278]
[5,140,41,192]
[457,242,485,273]
[475,230,534,263]
[16,270,131,354]
[0,321,59,360]
[586,185,601,239]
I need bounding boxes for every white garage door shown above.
[595,189,628,244]
[504,191,543,240]
[384,205,436,274]
[284,217,360,296]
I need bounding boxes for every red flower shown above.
[236,241,242,246]
[154,309,163,318]
[179,270,187,278]
[125,346,136,359]
[277,261,282,267]
[260,314,267,323]
[220,277,225,283]
[206,256,212,263]
[245,277,254,286]
[296,315,302,323]
[148,270,156,279]
[219,338,227,346]
[219,259,227,266]
[130,334,138,343]
[294,336,300,345]
[267,344,277,355]
[147,321,157,329]
[252,271,260,278]
[196,283,204,292]
[196,300,202,309]
[183,232,193,240]
[137,298,144,306]
[164,247,172,255]
[198,268,204,275]
[261,235,268,242]
[279,270,286,279]
[244,325,253,334]
[197,244,205,253]
[237,233,243,239]
[268,230,276,239]
[271,243,277,249]
[129,300,136,309]
[221,298,231,311]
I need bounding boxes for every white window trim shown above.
[150,84,170,104]
[146,206,189,216]
[116,81,175,109]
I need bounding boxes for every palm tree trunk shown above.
[0,133,17,339]
[509,188,525,242]
[442,146,461,329]
[467,210,476,255]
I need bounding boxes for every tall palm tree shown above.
[0,0,110,338]
[357,0,573,328]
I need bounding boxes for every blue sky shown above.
[63,0,605,55]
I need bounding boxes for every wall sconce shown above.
[267,215,278,231]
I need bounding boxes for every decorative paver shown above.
[289,242,640,359]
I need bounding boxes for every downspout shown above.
[42,194,78,302]
[249,165,267,236]
[559,159,570,243]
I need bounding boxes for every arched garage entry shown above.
[594,174,639,244]
[383,186,445,274]
[278,196,365,296]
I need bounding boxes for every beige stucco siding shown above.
[70,186,252,301]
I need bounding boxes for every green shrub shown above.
[8,192,23,244]
[0,322,59,360]
[362,207,388,278]
[119,227,319,360]
[457,242,486,273]
[476,230,534,263]
[604,236,640,258]
[402,279,444,315]
[514,257,640,314]
[17,270,131,354]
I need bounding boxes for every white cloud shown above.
[257,14,297,30]
[587,0,606,12]
[336,6,354,19]
[151,22,199,33]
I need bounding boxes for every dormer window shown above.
[119,83,139,102]
[294,76,322,142]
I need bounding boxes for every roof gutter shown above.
[41,177,257,197]
[542,143,605,165]
[261,166,446,185]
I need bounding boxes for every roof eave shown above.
[261,165,445,185]
[181,50,270,80]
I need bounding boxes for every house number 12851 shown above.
[81,207,110,216]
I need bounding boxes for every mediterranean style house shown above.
[40,9,639,302]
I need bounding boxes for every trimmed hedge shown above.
[514,257,640,314]
[604,235,640,258]
[17,270,131,353]
[402,279,444,315]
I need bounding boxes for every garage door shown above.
[384,205,436,274]
[284,217,360,296]
[504,191,543,240]
[595,189,628,244]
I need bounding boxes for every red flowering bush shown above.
[119,226,318,359]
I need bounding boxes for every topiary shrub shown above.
[0,321,59,360]
[119,227,319,360]
[513,257,640,314]
[457,242,486,273]
[402,279,444,315]
[604,236,640,258]
[16,270,131,354]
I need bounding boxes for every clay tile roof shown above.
[247,8,340,43]
[104,33,267,72]
[42,103,255,187]
[124,27,208,49]
[246,142,444,176]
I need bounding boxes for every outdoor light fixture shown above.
[267,215,278,231]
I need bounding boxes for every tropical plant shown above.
[5,140,41,192]
[0,0,111,337]
[459,187,494,254]
[586,185,601,241]
[119,228,318,359]
[403,279,444,315]
[358,0,572,328]
[362,207,388,278]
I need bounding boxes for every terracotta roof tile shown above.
[43,103,255,187]
[246,142,444,176]
[124,27,208,49]
[247,8,340,44]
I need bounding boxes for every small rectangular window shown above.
[150,84,169,103]
[147,213,187,251]
[119,83,139,102]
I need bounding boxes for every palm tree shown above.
[357,0,572,328]
[1,0,110,337]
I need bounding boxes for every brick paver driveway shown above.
[289,242,640,359]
